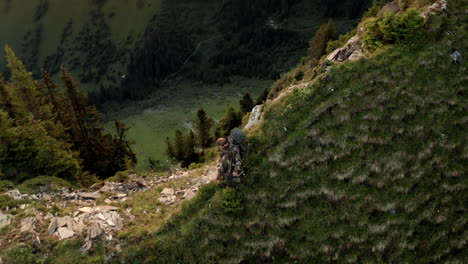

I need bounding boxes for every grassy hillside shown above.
[115,1,467,263]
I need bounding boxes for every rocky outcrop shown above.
[245,105,264,130]
[0,166,219,253]
[326,35,363,63]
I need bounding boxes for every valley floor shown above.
[102,77,271,171]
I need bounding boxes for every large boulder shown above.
[326,35,363,63]
[245,105,264,129]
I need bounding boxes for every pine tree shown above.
[0,77,20,120]
[5,47,44,120]
[256,87,270,104]
[214,105,242,138]
[60,67,135,179]
[173,130,185,161]
[240,93,254,114]
[195,108,214,148]
[165,129,198,167]
[183,130,197,167]
[307,19,338,67]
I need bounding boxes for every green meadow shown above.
[103,77,271,171]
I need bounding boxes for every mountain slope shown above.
[116,1,467,263]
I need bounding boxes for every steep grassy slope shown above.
[116,2,467,263]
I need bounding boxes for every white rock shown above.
[99,185,112,193]
[0,212,11,228]
[78,207,94,213]
[94,206,119,212]
[115,193,127,198]
[96,213,106,221]
[161,188,175,196]
[245,104,264,129]
[57,227,75,240]
[67,219,85,235]
[104,198,112,204]
[78,192,101,200]
[88,222,102,239]
[57,216,71,227]
[20,217,37,233]
[5,189,23,200]
[183,189,197,200]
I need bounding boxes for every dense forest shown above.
[0,48,135,185]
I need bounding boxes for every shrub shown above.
[379,9,424,43]
[363,18,385,51]
[364,9,424,51]
[222,187,244,215]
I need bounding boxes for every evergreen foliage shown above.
[239,93,254,114]
[255,87,270,105]
[0,48,136,184]
[59,67,136,179]
[307,19,338,65]
[214,105,242,139]
[194,108,214,148]
[364,9,424,51]
[165,129,198,167]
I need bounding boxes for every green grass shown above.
[114,5,468,263]
[103,76,272,171]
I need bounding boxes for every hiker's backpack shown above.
[229,128,248,159]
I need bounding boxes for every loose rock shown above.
[20,217,37,233]
[0,212,11,228]
[57,216,71,227]
[161,188,175,196]
[57,227,75,240]
[78,192,101,200]
[48,218,58,234]
[78,207,94,213]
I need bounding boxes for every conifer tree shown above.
[60,67,135,179]
[0,77,20,120]
[256,88,270,105]
[5,47,48,121]
[240,93,254,114]
[307,19,338,67]
[165,129,198,167]
[173,130,185,160]
[195,108,214,148]
[214,105,242,138]
[183,130,197,166]
[0,49,81,183]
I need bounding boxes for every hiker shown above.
[216,129,247,186]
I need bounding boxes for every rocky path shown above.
[0,165,218,255]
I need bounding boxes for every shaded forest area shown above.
[1,0,374,105]
[96,0,374,104]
